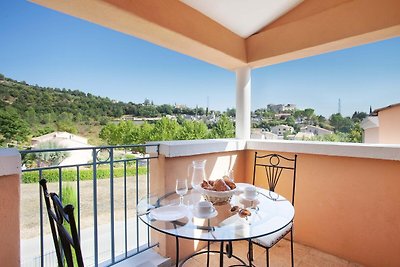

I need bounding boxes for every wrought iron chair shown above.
[40,179,84,267]
[249,152,297,267]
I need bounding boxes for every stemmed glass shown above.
[175,179,188,206]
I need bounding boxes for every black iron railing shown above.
[20,144,159,267]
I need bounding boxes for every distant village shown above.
[29,102,400,154]
[249,104,333,140]
[113,103,335,141]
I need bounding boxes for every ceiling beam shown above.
[246,0,400,68]
[30,0,247,70]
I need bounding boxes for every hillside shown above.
[0,74,365,147]
[0,74,210,146]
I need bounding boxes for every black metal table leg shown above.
[248,239,253,267]
[220,241,224,267]
[176,237,179,267]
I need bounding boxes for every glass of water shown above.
[175,179,188,205]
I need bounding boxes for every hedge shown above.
[22,166,148,184]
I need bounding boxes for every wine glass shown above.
[175,179,188,205]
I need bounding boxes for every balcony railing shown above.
[16,139,400,267]
[20,144,159,267]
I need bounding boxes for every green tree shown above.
[137,122,154,143]
[226,108,236,118]
[329,113,353,133]
[285,116,296,127]
[351,111,368,123]
[347,123,363,143]
[157,104,174,115]
[178,121,208,140]
[303,108,315,119]
[34,126,56,137]
[99,123,120,145]
[151,118,181,140]
[0,110,30,146]
[210,115,235,138]
[25,107,37,125]
[56,122,78,134]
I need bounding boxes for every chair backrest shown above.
[39,179,84,267]
[252,153,298,205]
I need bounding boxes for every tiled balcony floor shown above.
[179,239,363,267]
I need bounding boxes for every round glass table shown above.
[137,183,294,267]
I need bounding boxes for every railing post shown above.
[92,148,98,266]
[110,148,115,263]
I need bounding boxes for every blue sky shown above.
[0,1,399,117]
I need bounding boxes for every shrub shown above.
[22,166,147,183]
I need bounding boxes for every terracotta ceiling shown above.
[30,0,400,70]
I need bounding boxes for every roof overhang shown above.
[30,0,400,70]
[372,102,400,115]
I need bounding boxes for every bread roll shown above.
[223,178,236,189]
[201,180,212,190]
[212,179,230,191]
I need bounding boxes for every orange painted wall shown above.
[244,150,400,267]
[0,174,20,267]
[378,105,400,144]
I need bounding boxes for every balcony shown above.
[2,1,400,266]
[1,139,399,266]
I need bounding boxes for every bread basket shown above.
[194,184,236,205]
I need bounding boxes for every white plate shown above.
[234,183,253,194]
[192,209,218,219]
[239,196,260,206]
[150,206,188,221]
[239,193,259,201]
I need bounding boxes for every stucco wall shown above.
[244,150,400,267]
[378,105,400,144]
[151,148,400,266]
[0,173,20,267]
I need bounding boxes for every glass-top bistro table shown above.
[137,183,294,267]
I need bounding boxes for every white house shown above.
[361,116,379,143]
[31,132,92,166]
[31,131,88,147]
[361,103,400,144]
[294,132,315,140]
[251,128,278,140]
[267,104,296,113]
[300,125,333,136]
[270,125,294,136]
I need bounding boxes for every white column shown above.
[235,66,251,139]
